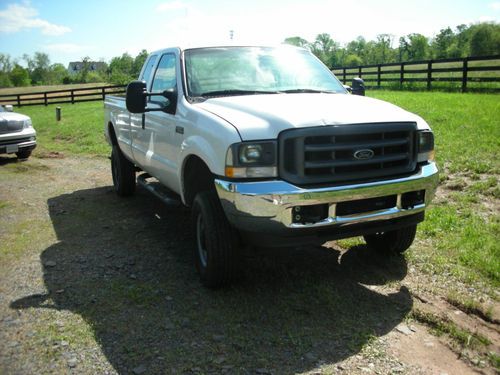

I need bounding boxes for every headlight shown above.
[23,119,33,129]
[417,130,435,162]
[225,141,277,178]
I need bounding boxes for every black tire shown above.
[363,224,417,255]
[111,144,136,196]
[191,190,239,288]
[16,149,31,160]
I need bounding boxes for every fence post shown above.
[44,92,48,106]
[400,62,405,89]
[101,87,106,101]
[358,66,362,78]
[462,57,468,93]
[427,60,432,90]
[377,64,381,88]
[17,94,21,107]
[71,90,74,104]
[343,68,346,84]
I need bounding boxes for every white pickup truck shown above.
[104,45,438,288]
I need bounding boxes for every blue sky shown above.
[1,0,499,67]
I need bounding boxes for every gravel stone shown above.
[132,364,147,374]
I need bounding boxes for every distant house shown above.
[67,61,106,75]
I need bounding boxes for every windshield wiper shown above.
[199,89,280,98]
[280,89,337,94]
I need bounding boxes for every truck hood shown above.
[0,112,30,122]
[195,93,427,140]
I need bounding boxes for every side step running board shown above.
[137,173,181,207]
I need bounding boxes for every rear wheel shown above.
[16,149,32,160]
[363,224,417,255]
[191,190,239,288]
[111,145,136,196]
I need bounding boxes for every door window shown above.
[150,53,176,106]
[139,55,158,84]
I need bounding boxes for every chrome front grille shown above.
[279,122,417,186]
[0,119,24,134]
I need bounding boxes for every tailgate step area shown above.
[137,173,181,207]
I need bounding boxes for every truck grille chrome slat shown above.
[279,122,417,186]
[0,120,24,134]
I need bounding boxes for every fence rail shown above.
[331,54,500,92]
[0,84,127,107]
[1,55,499,107]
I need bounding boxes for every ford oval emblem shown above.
[353,149,374,160]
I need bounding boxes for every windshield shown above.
[184,46,346,97]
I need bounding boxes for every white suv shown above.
[0,105,36,159]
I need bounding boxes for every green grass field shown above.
[371,91,500,290]
[14,91,500,291]
[19,101,108,156]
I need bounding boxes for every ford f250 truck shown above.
[104,45,438,288]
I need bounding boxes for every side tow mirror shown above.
[343,84,352,93]
[126,80,148,113]
[162,88,178,114]
[352,77,365,96]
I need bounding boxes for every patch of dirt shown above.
[0,155,498,375]
[388,323,481,375]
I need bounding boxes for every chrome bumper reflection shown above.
[214,162,439,233]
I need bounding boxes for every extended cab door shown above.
[138,53,182,189]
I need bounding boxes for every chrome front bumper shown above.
[215,162,439,234]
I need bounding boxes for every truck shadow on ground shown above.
[11,186,411,374]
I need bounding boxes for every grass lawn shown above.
[1,90,499,373]
[369,91,499,291]
[18,101,108,157]
[12,91,500,292]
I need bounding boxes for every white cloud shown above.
[42,43,91,53]
[0,3,71,36]
[156,1,187,12]
[479,15,495,22]
[490,2,500,11]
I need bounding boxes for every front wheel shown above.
[363,224,417,255]
[16,149,32,160]
[191,191,239,288]
[111,145,136,197]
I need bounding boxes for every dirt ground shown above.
[0,154,498,375]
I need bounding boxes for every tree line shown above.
[285,22,499,67]
[0,50,148,88]
[0,22,498,88]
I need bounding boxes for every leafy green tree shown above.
[108,53,135,84]
[132,50,148,78]
[10,64,30,86]
[344,54,363,67]
[0,54,13,87]
[346,37,368,63]
[284,37,310,48]
[399,33,429,61]
[311,33,339,66]
[432,27,455,58]
[47,63,69,85]
[31,52,51,84]
[469,23,500,56]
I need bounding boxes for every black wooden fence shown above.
[332,54,500,93]
[0,84,126,107]
[1,55,499,107]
